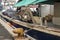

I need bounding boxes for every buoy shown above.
[13,28,24,37]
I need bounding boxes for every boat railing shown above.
[0,13,60,37]
[0,14,36,40]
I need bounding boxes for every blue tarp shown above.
[32,0,46,4]
[14,0,36,7]
[14,0,47,7]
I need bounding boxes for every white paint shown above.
[50,5,54,15]
[41,4,50,17]
[41,4,54,17]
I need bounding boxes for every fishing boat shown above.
[0,0,60,40]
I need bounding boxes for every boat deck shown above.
[0,24,13,40]
[0,13,60,40]
[0,14,60,37]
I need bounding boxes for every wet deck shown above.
[0,24,13,40]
